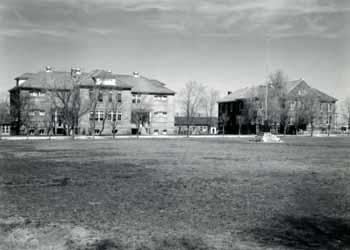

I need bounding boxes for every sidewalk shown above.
[0,134,256,141]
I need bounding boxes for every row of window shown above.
[132,94,141,103]
[29,91,44,97]
[154,95,168,101]
[153,129,167,135]
[289,101,333,112]
[132,94,169,103]
[90,111,122,121]
[29,110,46,116]
[153,111,167,118]
[92,91,122,103]
[1,125,10,134]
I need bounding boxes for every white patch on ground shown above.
[0,217,100,250]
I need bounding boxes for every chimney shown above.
[227,91,232,95]
[45,66,52,72]
[71,68,81,77]
[133,72,140,78]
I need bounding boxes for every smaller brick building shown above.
[175,116,218,135]
[218,79,337,135]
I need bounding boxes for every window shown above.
[107,111,112,120]
[108,92,112,102]
[290,101,296,110]
[98,92,103,102]
[327,103,332,113]
[2,125,9,134]
[39,111,45,116]
[154,95,167,101]
[298,89,305,96]
[39,129,45,135]
[162,129,167,135]
[29,111,36,116]
[112,112,117,121]
[154,111,167,118]
[132,94,141,103]
[117,113,122,121]
[89,111,95,121]
[99,111,104,121]
[117,93,122,103]
[29,91,41,97]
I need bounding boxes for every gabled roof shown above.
[310,88,337,102]
[12,71,78,90]
[10,70,129,91]
[87,70,132,89]
[11,69,174,95]
[115,74,175,95]
[218,79,337,103]
[175,116,218,127]
[218,85,264,103]
[285,79,303,93]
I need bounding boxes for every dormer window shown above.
[154,95,168,101]
[29,90,42,97]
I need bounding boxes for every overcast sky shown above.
[0,0,349,100]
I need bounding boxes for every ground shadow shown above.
[250,215,350,250]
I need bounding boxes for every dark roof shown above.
[218,86,263,103]
[87,70,132,89]
[90,69,115,80]
[11,70,173,94]
[15,72,35,80]
[11,71,92,91]
[115,74,175,95]
[175,116,218,126]
[218,79,337,103]
[310,88,337,102]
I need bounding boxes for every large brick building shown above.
[218,79,337,135]
[9,67,175,136]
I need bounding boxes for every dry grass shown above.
[0,137,349,249]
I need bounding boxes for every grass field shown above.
[0,137,350,250]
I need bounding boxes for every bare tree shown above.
[296,94,320,136]
[49,73,90,140]
[88,85,104,139]
[341,97,350,135]
[219,112,230,136]
[131,94,152,138]
[0,97,10,139]
[10,90,34,137]
[260,70,290,133]
[42,96,56,139]
[179,81,205,137]
[107,92,124,139]
[204,88,219,134]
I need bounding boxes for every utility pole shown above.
[264,31,271,129]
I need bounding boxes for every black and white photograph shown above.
[0,0,349,249]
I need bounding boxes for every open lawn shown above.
[0,137,350,250]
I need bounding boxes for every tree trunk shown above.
[71,126,75,140]
[186,124,190,138]
[99,116,108,136]
[310,122,313,137]
[284,124,287,136]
